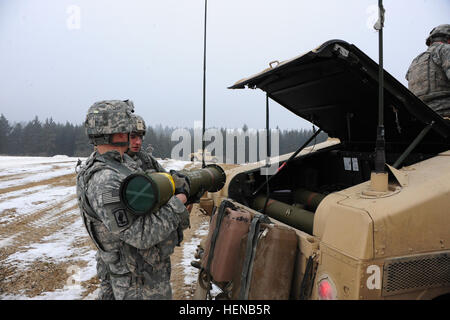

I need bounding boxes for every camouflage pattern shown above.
[95,150,189,300]
[95,251,115,300]
[76,150,190,300]
[406,42,450,117]
[426,24,450,46]
[85,100,135,141]
[94,148,167,300]
[131,114,146,135]
[133,151,167,173]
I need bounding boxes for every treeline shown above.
[0,115,92,157]
[0,114,328,162]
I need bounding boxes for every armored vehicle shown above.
[194,40,450,300]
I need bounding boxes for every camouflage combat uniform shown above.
[82,151,116,300]
[133,151,167,173]
[94,150,168,300]
[406,41,450,118]
[77,150,190,300]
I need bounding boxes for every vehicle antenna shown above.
[370,0,389,192]
[374,0,386,174]
[201,0,208,168]
[262,93,271,214]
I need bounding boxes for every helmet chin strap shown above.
[125,132,131,154]
[108,133,130,147]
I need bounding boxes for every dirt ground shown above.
[171,204,210,300]
[0,162,239,300]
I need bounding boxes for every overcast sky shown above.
[0,0,449,130]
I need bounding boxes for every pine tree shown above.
[22,116,42,155]
[7,123,23,155]
[0,114,11,154]
[42,118,57,156]
[74,125,93,157]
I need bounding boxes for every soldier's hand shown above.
[175,193,188,204]
[171,170,190,198]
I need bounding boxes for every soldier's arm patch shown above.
[113,208,129,228]
[102,188,120,205]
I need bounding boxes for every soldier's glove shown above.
[170,170,190,198]
[176,226,184,246]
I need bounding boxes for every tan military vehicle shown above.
[194,40,450,300]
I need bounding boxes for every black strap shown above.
[238,214,271,300]
[238,216,261,300]
[299,255,318,300]
[205,200,236,277]
[80,210,106,251]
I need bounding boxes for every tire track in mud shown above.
[0,162,91,298]
[0,173,30,182]
[0,173,76,196]
[0,193,76,229]
[0,172,77,227]
[0,172,80,261]
[0,201,80,255]
[0,200,89,298]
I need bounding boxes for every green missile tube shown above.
[120,164,226,216]
[293,188,326,211]
[180,164,226,196]
[253,195,315,234]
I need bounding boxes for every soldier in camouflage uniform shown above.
[127,114,167,173]
[95,113,191,299]
[128,114,190,196]
[406,24,450,119]
[76,100,190,300]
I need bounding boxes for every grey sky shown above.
[0,0,449,130]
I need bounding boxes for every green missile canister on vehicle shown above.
[119,164,226,216]
[253,195,315,234]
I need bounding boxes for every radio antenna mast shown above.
[374,0,386,174]
[201,0,208,168]
[370,0,389,192]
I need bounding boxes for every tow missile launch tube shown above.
[253,195,315,234]
[293,188,326,211]
[120,164,226,216]
[181,164,226,195]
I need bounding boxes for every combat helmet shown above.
[131,114,146,136]
[85,99,135,146]
[426,24,450,46]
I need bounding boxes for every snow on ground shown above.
[158,159,193,171]
[0,186,76,225]
[0,155,82,189]
[3,216,98,300]
[0,155,74,169]
[0,155,203,300]
[181,221,209,286]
